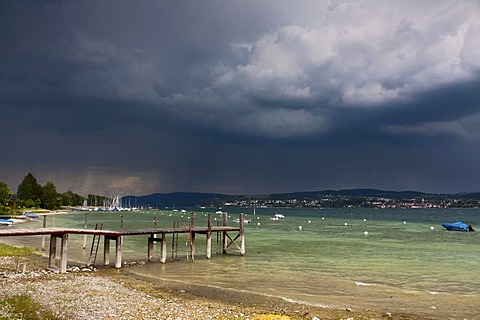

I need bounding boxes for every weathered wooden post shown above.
[216,220,220,254]
[115,236,122,268]
[147,235,154,261]
[104,236,111,265]
[206,213,212,259]
[171,221,177,258]
[60,234,68,273]
[48,234,56,269]
[190,211,196,260]
[239,213,245,256]
[160,233,167,263]
[120,215,124,247]
[222,213,228,254]
[83,213,88,249]
[40,215,47,251]
[47,233,68,273]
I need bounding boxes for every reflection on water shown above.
[4,208,480,318]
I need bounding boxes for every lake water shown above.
[4,207,480,319]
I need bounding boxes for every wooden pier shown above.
[0,212,245,273]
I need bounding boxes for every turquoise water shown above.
[5,208,480,318]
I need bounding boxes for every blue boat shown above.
[441,222,474,232]
[0,218,14,226]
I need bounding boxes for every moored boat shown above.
[441,222,474,232]
[0,218,14,226]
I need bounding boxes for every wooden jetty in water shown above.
[0,212,245,273]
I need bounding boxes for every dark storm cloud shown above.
[1,0,480,195]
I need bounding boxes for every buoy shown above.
[257,222,260,226]
[363,231,369,235]
[344,222,348,226]
[298,226,303,231]
[430,226,434,230]
[403,221,407,224]
[308,220,311,224]
[363,218,367,222]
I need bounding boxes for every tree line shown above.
[0,173,85,215]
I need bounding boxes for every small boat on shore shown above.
[0,218,14,226]
[441,222,474,232]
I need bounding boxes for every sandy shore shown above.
[0,255,428,320]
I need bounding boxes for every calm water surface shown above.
[5,208,480,319]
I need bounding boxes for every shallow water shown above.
[5,207,480,318]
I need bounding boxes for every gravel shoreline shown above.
[0,255,423,319]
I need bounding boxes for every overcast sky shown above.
[1,0,480,196]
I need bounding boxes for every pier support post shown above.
[48,234,56,269]
[148,235,154,261]
[239,213,245,256]
[41,215,47,251]
[222,213,228,254]
[48,234,68,273]
[190,212,196,260]
[160,233,167,263]
[206,213,212,259]
[83,213,88,249]
[60,234,68,273]
[115,236,122,268]
[104,236,110,266]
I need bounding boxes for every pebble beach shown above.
[0,255,422,320]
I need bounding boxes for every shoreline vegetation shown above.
[0,245,427,320]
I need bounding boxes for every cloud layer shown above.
[1,0,480,195]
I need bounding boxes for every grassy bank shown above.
[0,243,36,257]
[0,243,60,320]
[0,294,59,320]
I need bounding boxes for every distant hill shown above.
[457,192,480,199]
[125,189,480,208]
[269,189,430,199]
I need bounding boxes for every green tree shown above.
[60,191,73,207]
[17,173,42,205]
[60,191,84,207]
[0,181,10,206]
[24,199,35,208]
[41,181,59,210]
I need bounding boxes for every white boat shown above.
[270,213,285,221]
[233,218,251,224]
